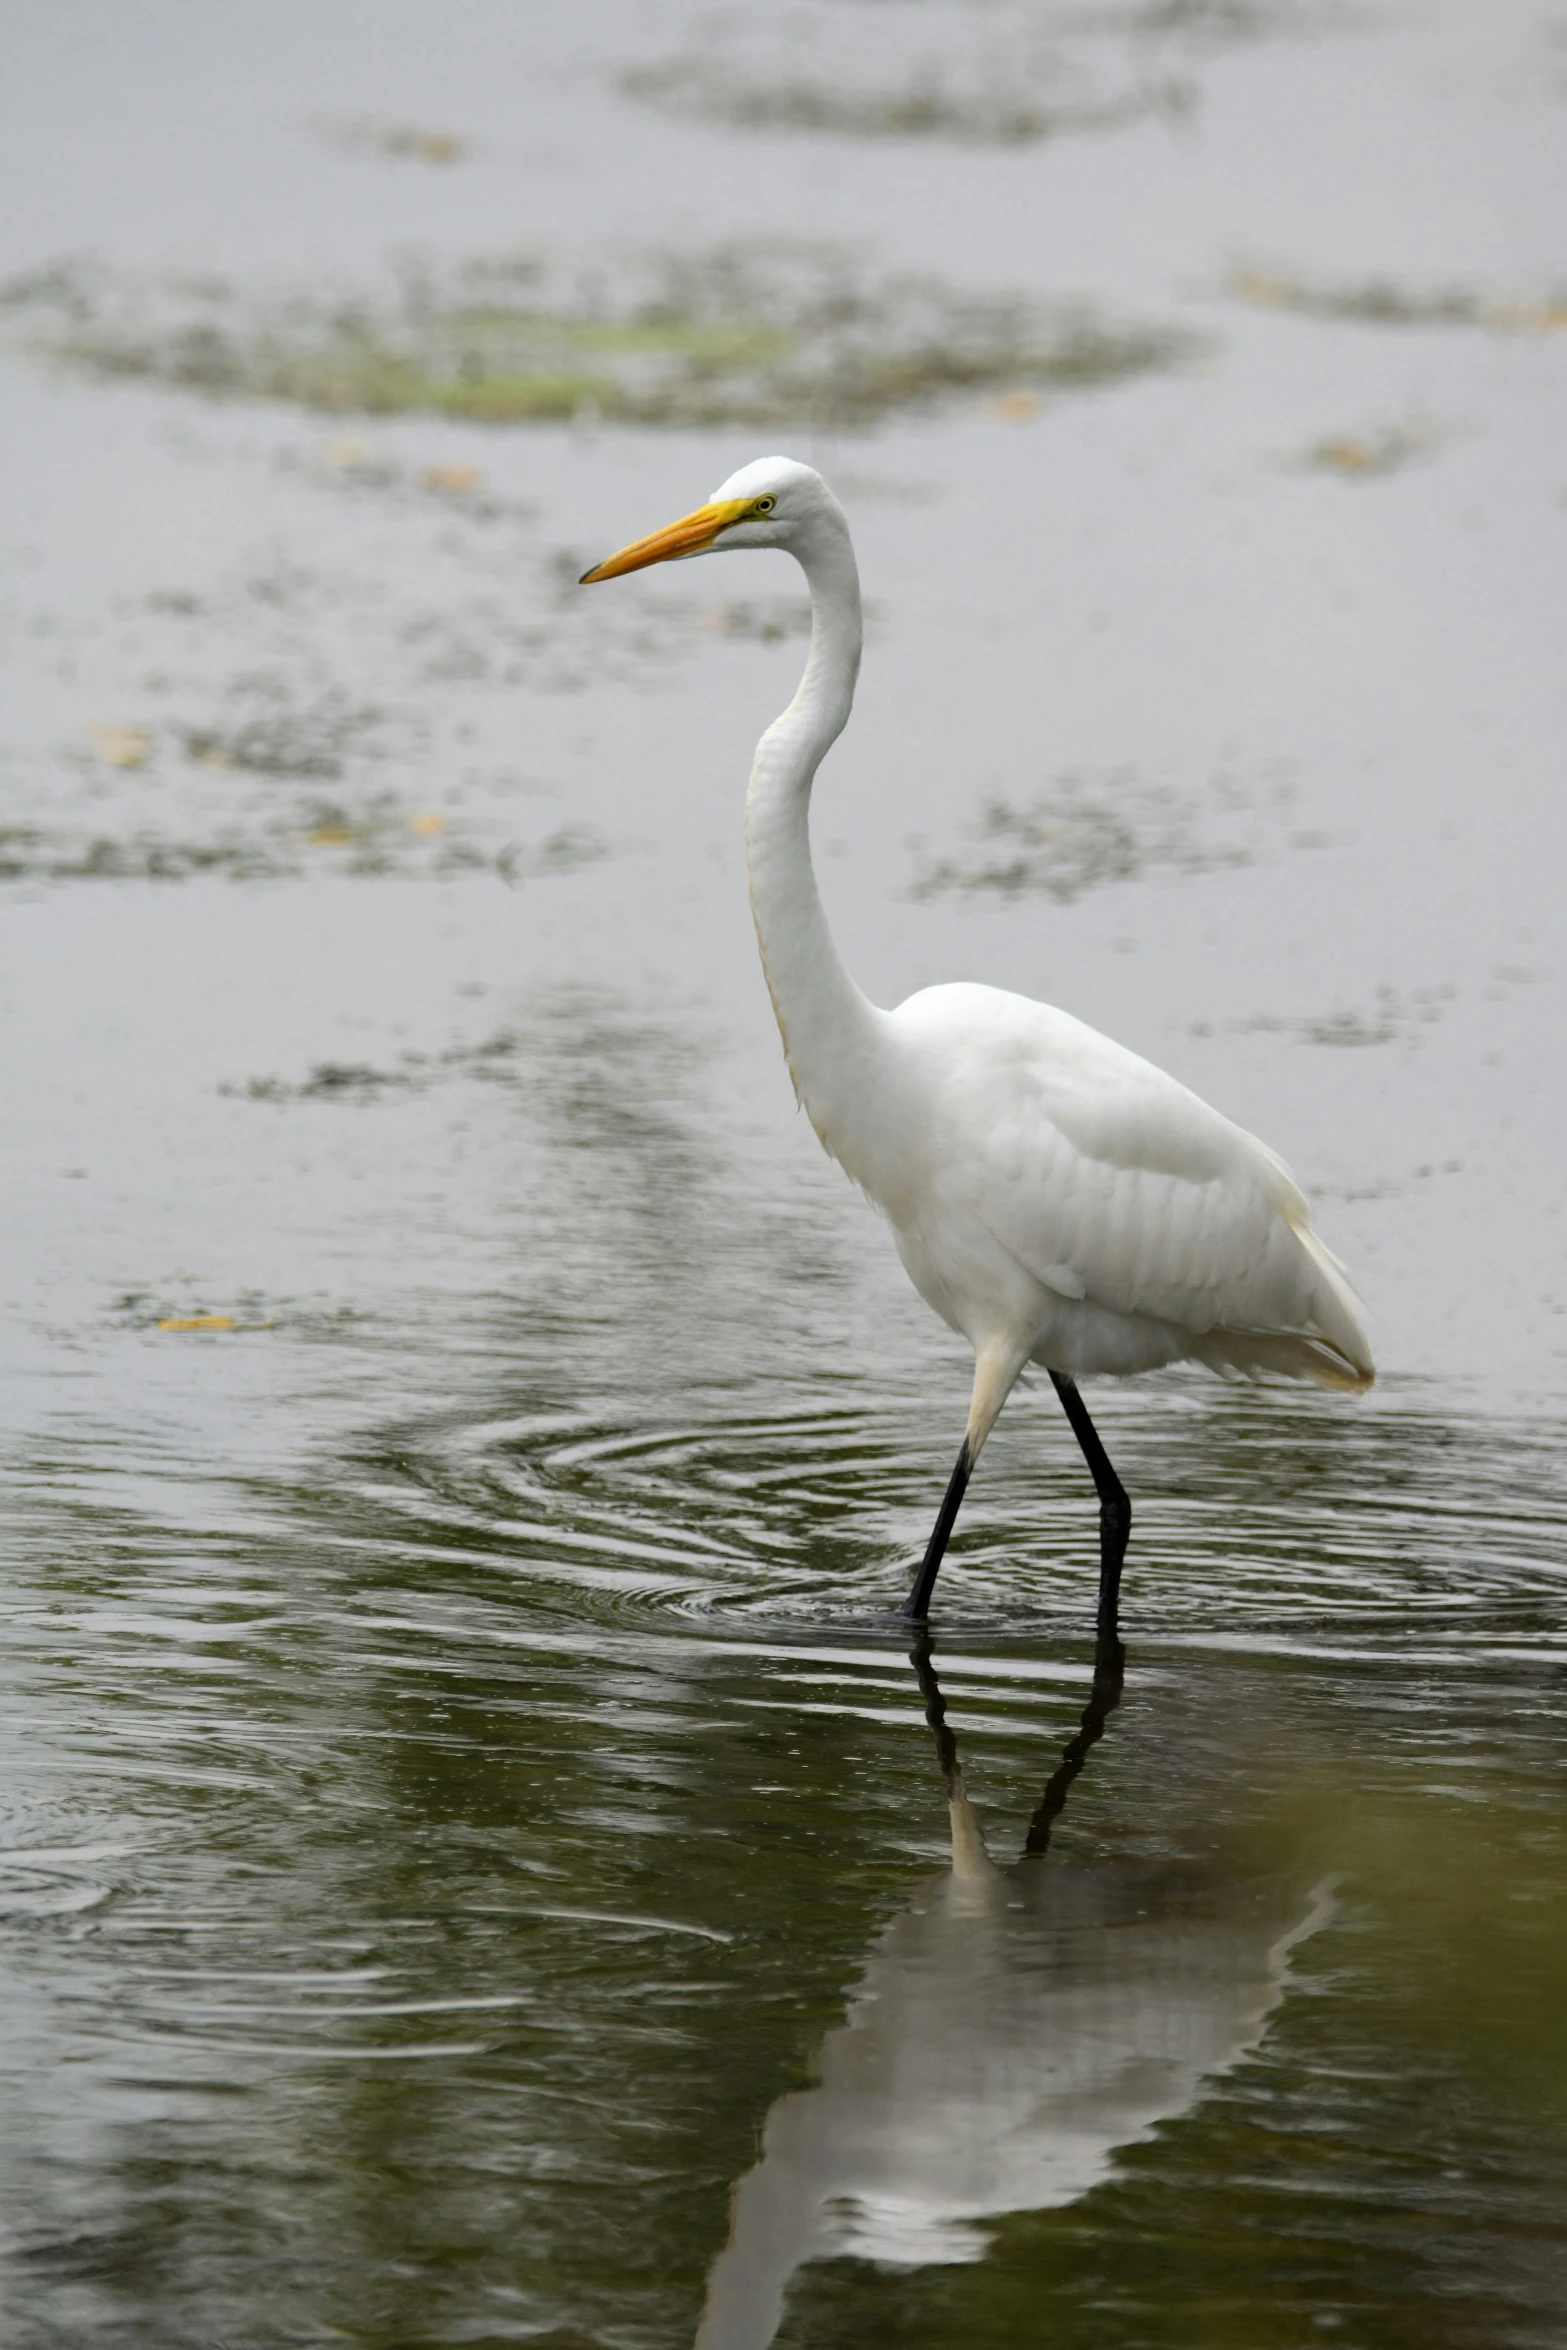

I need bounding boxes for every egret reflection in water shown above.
[696,1642,1332,2350]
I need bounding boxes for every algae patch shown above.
[1231,264,1567,334]
[1191,983,1456,1050]
[2,246,1197,429]
[910,767,1294,903]
[622,57,1185,146]
[621,0,1321,148]
[181,685,386,782]
[222,1026,538,1106]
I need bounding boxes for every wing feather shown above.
[894,985,1371,1383]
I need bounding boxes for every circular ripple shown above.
[317,1382,1567,1657]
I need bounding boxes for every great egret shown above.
[581,457,1373,1632]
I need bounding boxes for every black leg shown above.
[906,1629,961,1796]
[1022,1634,1126,1857]
[1049,1371,1131,1641]
[900,1440,971,1622]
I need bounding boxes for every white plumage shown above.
[882,982,1372,1394]
[582,456,1372,1628]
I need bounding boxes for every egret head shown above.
[579,456,840,584]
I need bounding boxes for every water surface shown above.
[0,1,1563,2343]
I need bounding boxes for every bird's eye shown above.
[753,495,777,514]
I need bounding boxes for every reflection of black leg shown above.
[901,1441,972,1623]
[906,1629,961,1797]
[1022,1636,1126,1858]
[1050,1372,1131,1641]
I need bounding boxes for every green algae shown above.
[4,246,1198,429]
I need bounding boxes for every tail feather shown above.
[1191,1215,1375,1393]
[1290,1217,1375,1389]
[1189,1326,1373,1393]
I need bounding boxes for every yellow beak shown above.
[579,497,752,584]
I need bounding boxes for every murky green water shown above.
[1,1,1564,2343]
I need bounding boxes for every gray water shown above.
[0,2,1564,2343]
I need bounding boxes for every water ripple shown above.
[316,1385,1567,1660]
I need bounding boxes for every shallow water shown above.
[1,1,1565,2344]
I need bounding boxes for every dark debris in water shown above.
[281,438,532,523]
[621,57,1190,146]
[1191,983,1457,1050]
[1231,264,1567,334]
[1291,418,1444,479]
[181,684,386,781]
[1,246,1199,429]
[312,114,469,166]
[230,1061,417,1103]
[223,1027,534,1105]
[0,799,609,889]
[621,0,1323,150]
[909,766,1296,903]
[0,823,290,884]
[112,1285,363,1336]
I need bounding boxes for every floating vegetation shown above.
[622,58,1186,146]
[621,0,1318,149]
[181,685,386,781]
[1190,983,1456,1049]
[1232,264,1567,333]
[229,1061,417,1104]
[0,801,605,889]
[290,803,607,881]
[909,769,1286,903]
[0,823,291,884]
[224,1026,536,1105]
[1293,418,1443,478]
[112,1286,340,1335]
[2,246,1197,430]
[523,822,612,876]
[314,115,468,166]
[701,597,814,645]
[281,439,523,520]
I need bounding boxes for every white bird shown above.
[582,457,1373,1633]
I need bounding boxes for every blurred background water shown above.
[0,2,1564,2343]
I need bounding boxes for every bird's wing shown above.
[897,988,1368,1369]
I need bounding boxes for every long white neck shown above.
[744,517,886,1180]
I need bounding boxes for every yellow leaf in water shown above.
[1484,300,1567,334]
[158,1315,235,1332]
[308,825,355,847]
[84,722,152,768]
[423,463,482,493]
[408,812,446,835]
[986,389,1039,422]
